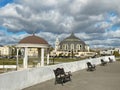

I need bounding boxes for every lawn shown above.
[0,56,86,65]
[0,57,84,73]
[116,57,120,61]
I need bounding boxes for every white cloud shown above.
[0,4,19,17]
[108,30,120,38]
[0,0,120,48]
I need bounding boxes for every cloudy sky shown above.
[0,0,120,48]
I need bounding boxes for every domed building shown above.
[59,33,87,52]
[52,33,91,57]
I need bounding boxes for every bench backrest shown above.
[87,62,92,68]
[101,59,104,62]
[53,68,65,77]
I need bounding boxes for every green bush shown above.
[0,58,23,65]
[113,51,120,57]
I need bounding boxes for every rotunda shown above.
[16,34,49,69]
[59,33,86,52]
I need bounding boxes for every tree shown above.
[18,49,22,56]
[113,51,120,57]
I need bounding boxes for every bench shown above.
[53,68,72,85]
[86,62,96,71]
[100,59,107,66]
[108,57,113,63]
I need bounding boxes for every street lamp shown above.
[53,53,56,64]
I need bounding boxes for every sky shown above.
[0,0,120,48]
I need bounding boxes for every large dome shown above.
[19,35,48,45]
[59,33,86,52]
[60,33,85,45]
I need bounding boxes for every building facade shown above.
[59,33,88,52]
[51,33,93,57]
[0,45,10,56]
[0,45,38,57]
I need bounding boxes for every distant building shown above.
[100,49,114,55]
[0,45,38,57]
[114,48,120,54]
[59,33,88,52]
[55,37,60,52]
[99,48,120,55]
[27,48,38,57]
[0,45,14,56]
[51,33,95,57]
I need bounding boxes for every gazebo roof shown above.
[19,35,48,44]
[16,35,49,48]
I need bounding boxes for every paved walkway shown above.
[23,61,120,90]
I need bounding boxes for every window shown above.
[76,44,80,50]
[80,44,82,50]
[62,44,68,50]
[65,44,68,50]
[70,44,74,50]
[62,44,65,50]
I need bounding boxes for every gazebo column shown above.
[47,53,49,65]
[23,47,28,68]
[41,48,44,66]
[16,48,19,70]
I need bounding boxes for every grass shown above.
[0,57,84,73]
[50,57,85,62]
[116,58,120,61]
[0,58,23,65]
[0,57,86,65]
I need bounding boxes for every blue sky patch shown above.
[0,0,14,7]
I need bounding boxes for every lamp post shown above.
[2,59,4,72]
[53,53,56,64]
[16,48,19,70]
[71,49,74,58]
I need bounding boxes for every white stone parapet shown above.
[0,65,16,68]
[0,56,116,90]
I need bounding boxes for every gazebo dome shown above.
[19,35,48,45]
[17,34,49,48]
[16,34,50,68]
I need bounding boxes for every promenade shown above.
[23,61,120,90]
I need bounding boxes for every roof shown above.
[60,33,85,45]
[65,33,81,41]
[19,35,48,45]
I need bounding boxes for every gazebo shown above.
[16,34,50,69]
